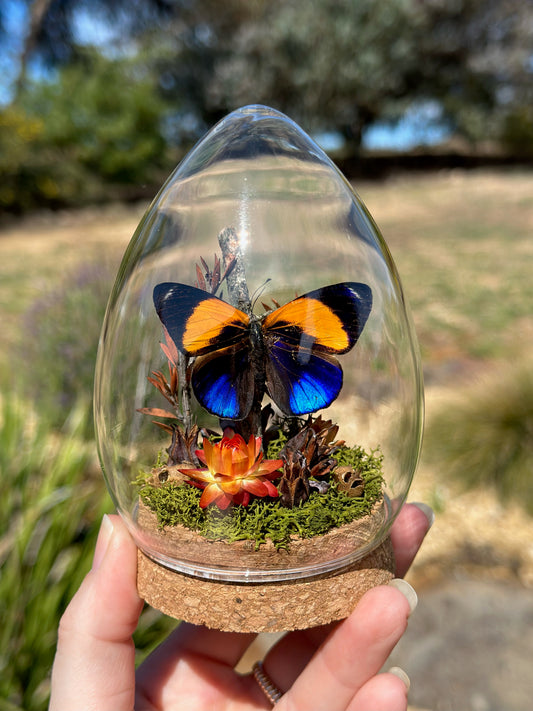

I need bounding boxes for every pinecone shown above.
[278,417,343,507]
[279,450,311,507]
[284,417,341,475]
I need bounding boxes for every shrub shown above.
[0,50,173,212]
[423,359,533,514]
[500,107,533,157]
[0,395,176,710]
[17,261,113,437]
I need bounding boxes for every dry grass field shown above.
[2,169,532,364]
[2,168,532,710]
[2,169,533,584]
[2,169,533,590]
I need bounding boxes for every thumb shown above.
[49,514,144,711]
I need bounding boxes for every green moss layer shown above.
[139,445,384,550]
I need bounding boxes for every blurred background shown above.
[0,2,532,710]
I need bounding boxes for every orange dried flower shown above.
[181,429,282,510]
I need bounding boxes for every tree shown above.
[217,1,424,144]
[10,0,175,92]
[411,0,533,144]
[120,0,533,149]
[5,0,533,152]
[0,49,172,210]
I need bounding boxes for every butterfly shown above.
[153,281,372,420]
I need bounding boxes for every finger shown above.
[347,670,409,711]
[258,625,334,694]
[49,515,143,711]
[261,502,430,690]
[391,502,434,578]
[136,623,258,709]
[136,621,256,683]
[275,583,415,710]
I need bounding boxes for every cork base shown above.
[137,535,395,632]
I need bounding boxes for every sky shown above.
[0,0,450,151]
[0,0,27,103]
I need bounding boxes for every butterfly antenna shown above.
[251,279,272,311]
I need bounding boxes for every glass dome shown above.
[94,105,423,583]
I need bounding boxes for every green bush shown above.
[0,106,88,213]
[0,50,172,212]
[500,107,533,157]
[0,395,176,710]
[17,262,113,438]
[423,359,533,514]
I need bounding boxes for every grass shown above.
[0,395,176,711]
[423,358,533,514]
[359,170,533,363]
[14,261,113,436]
[1,170,533,370]
[0,396,108,710]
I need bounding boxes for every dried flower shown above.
[181,429,282,509]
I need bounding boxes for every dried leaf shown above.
[196,264,207,291]
[137,407,178,419]
[212,255,221,291]
[166,424,200,466]
[147,375,165,393]
[153,421,174,434]
[170,365,178,394]
[221,256,236,282]
[162,328,179,364]
[279,451,310,507]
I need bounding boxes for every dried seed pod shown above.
[281,416,341,482]
[149,463,194,486]
[309,479,330,494]
[333,466,365,497]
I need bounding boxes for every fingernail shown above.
[411,501,435,529]
[388,666,411,692]
[388,578,418,615]
[92,514,114,570]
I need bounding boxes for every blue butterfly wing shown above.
[154,280,372,419]
[153,282,253,419]
[191,345,254,420]
[263,282,372,416]
[265,340,343,416]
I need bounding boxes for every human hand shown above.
[49,503,432,711]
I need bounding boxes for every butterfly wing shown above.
[263,282,372,415]
[153,282,253,419]
[153,282,249,356]
[191,345,254,420]
[265,342,344,416]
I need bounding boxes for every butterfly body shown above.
[153,281,372,420]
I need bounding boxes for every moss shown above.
[139,443,384,550]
